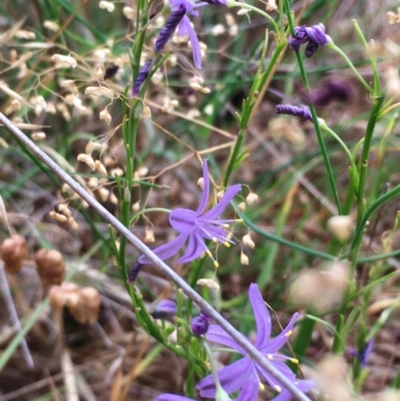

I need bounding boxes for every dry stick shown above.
[0,265,34,369]
[0,112,311,401]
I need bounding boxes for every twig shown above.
[0,112,312,401]
[0,264,34,369]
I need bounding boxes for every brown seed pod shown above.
[35,249,65,286]
[0,235,28,274]
[80,287,101,325]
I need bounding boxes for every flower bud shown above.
[242,234,255,249]
[80,287,101,325]
[327,215,353,242]
[246,192,259,205]
[197,278,220,291]
[0,235,28,274]
[144,229,155,243]
[151,299,177,321]
[240,252,249,265]
[35,249,65,286]
[191,313,209,335]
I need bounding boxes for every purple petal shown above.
[178,231,206,263]
[261,313,299,353]
[269,380,315,401]
[138,233,188,264]
[236,378,260,401]
[196,159,210,215]
[206,324,246,354]
[201,184,241,221]
[154,394,197,401]
[305,23,328,45]
[195,223,227,242]
[132,58,153,97]
[197,358,253,397]
[256,360,296,388]
[178,15,202,69]
[248,284,272,349]
[170,208,196,233]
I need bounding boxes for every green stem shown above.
[129,207,171,225]
[284,0,341,214]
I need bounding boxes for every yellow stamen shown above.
[259,383,265,391]
[236,218,243,223]
[285,330,293,337]
[212,237,217,243]
[224,241,231,247]
[275,385,281,392]
[214,261,219,268]
[206,250,212,257]
[290,358,299,364]
[223,223,230,228]
[267,354,273,360]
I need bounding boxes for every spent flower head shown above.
[197,284,311,399]
[289,23,329,58]
[276,104,312,121]
[138,159,241,268]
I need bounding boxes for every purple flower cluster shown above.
[275,104,312,121]
[155,285,314,401]
[288,23,329,58]
[191,311,211,335]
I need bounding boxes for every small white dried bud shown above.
[109,191,118,205]
[138,166,148,177]
[384,66,400,98]
[266,0,278,11]
[99,108,112,125]
[77,154,96,171]
[200,87,211,94]
[85,86,114,98]
[58,204,72,218]
[31,132,46,141]
[246,192,259,205]
[229,25,238,36]
[52,54,77,68]
[99,1,115,12]
[5,99,21,115]
[123,6,135,19]
[212,24,225,36]
[56,103,71,121]
[10,49,18,63]
[240,252,249,265]
[225,14,235,26]
[142,106,152,118]
[237,8,250,15]
[61,79,79,95]
[204,104,214,115]
[88,177,99,188]
[216,190,225,201]
[98,187,110,202]
[68,217,78,230]
[94,160,108,175]
[238,202,246,211]
[132,201,140,212]
[144,229,155,243]
[242,234,255,249]
[49,211,68,222]
[327,215,353,242]
[197,278,220,291]
[43,21,59,31]
[197,177,204,190]
[16,30,36,39]
[111,168,124,177]
[388,10,400,24]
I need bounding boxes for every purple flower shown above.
[197,284,306,399]
[275,104,312,121]
[191,311,210,335]
[151,299,177,320]
[154,0,227,69]
[288,23,329,58]
[132,59,153,97]
[348,339,374,368]
[138,159,241,267]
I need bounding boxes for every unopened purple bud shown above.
[276,104,312,121]
[154,4,186,53]
[151,299,177,320]
[191,314,209,335]
[304,40,319,58]
[305,23,328,46]
[132,58,153,97]
[128,259,145,282]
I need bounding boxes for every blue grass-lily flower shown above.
[154,0,227,69]
[275,104,312,121]
[138,160,241,267]
[288,23,329,58]
[197,284,312,399]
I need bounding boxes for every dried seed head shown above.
[16,30,36,39]
[197,177,205,190]
[0,235,28,274]
[246,192,259,205]
[95,160,108,175]
[144,229,155,243]
[266,0,278,11]
[100,108,112,125]
[384,66,400,98]
[49,210,68,222]
[43,20,59,31]
[99,1,115,12]
[52,54,77,68]
[31,132,46,141]
[240,252,249,265]
[80,287,101,325]
[132,201,140,212]
[388,10,400,24]
[123,6,135,19]
[197,278,220,290]
[35,249,65,286]
[98,187,110,202]
[204,104,214,115]
[327,215,353,242]
[60,79,79,95]
[68,217,79,231]
[142,106,152,118]
[84,86,114,98]
[77,154,96,171]
[238,201,246,211]
[242,234,255,248]
[212,24,225,36]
